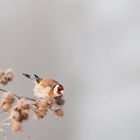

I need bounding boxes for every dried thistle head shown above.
[5,69,14,81]
[54,109,64,117]
[11,121,22,133]
[4,92,15,104]
[0,92,15,112]
[11,100,30,121]
[10,100,30,133]
[1,102,10,112]
[0,69,4,78]
[0,68,14,86]
[33,98,49,119]
[19,100,30,110]
[21,109,29,120]
[46,98,54,105]
[55,96,65,106]
[11,107,22,122]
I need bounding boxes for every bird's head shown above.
[53,84,64,97]
[23,73,64,98]
[38,79,64,97]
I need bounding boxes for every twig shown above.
[49,106,56,112]
[0,117,11,124]
[0,88,36,102]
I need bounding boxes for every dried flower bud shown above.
[4,92,14,104]
[34,109,47,119]
[40,99,48,108]
[10,100,30,134]
[11,122,22,133]
[55,96,65,106]
[11,108,22,122]
[2,103,10,112]
[33,99,49,119]
[0,68,14,86]
[4,69,14,81]
[0,92,14,112]
[0,70,4,78]
[0,76,8,85]
[21,110,29,120]
[46,98,55,105]
[54,109,64,117]
[20,101,30,110]
[11,100,30,123]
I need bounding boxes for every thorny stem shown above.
[0,88,36,101]
[0,117,11,124]
[49,106,56,112]
[0,88,57,113]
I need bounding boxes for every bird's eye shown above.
[58,88,61,92]
[58,85,64,91]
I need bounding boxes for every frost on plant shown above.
[0,68,65,140]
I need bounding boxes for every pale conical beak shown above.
[60,90,64,95]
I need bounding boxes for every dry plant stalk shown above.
[0,68,65,140]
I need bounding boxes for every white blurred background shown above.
[0,0,140,140]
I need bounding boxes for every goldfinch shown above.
[23,73,64,98]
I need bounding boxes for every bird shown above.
[23,73,64,98]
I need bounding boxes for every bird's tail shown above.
[23,73,42,84]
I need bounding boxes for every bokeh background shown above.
[0,0,140,140]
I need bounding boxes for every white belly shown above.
[34,92,47,98]
[33,85,51,98]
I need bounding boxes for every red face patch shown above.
[57,85,64,95]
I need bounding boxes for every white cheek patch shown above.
[34,93,47,98]
[54,85,59,96]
